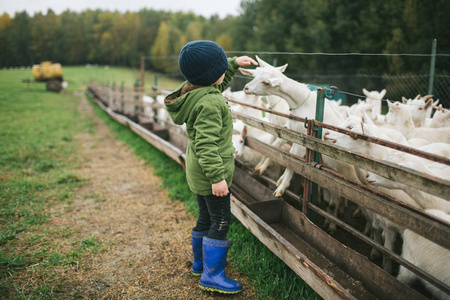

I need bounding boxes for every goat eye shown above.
[418,107,423,110]
[262,81,269,86]
[347,125,353,130]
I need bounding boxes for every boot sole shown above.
[192,272,202,276]
[199,284,242,294]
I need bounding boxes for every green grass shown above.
[0,68,105,298]
[86,89,322,299]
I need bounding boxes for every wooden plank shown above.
[245,136,450,250]
[281,203,427,300]
[127,122,185,168]
[230,196,358,300]
[233,112,450,200]
[92,97,186,168]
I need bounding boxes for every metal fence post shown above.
[308,87,326,221]
[428,39,437,96]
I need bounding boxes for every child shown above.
[164,40,257,294]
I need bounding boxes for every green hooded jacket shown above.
[164,57,239,196]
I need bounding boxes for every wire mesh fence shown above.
[147,51,450,109]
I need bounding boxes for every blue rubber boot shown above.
[191,230,209,276]
[199,237,243,294]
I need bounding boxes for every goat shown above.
[240,55,346,197]
[384,100,450,144]
[397,209,450,300]
[402,94,435,127]
[363,88,386,117]
[323,113,420,272]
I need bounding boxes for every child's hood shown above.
[164,82,216,125]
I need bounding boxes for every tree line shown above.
[1,0,449,75]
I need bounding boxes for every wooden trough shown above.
[86,82,449,300]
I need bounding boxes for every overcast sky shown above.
[0,0,243,19]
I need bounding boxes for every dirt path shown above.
[59,94,255,299]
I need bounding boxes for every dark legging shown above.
[192,191,231,240]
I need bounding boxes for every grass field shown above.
[0,66,320,299]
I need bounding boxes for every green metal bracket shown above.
[309,87,327,221]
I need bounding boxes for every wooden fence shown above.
[86,81,450,300]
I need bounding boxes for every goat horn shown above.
[414,94,421,100]
[422,95,433,101]
[255,55,271,68]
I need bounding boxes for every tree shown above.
[151,21,171,71]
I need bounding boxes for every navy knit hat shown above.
[178,40,228,86]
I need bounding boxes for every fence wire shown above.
[149,52,450,109]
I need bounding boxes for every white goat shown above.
[347,99,378,120]
[429,105,450,128]
[384,100,450,144]
[363,88,386,117]
[142,95,155,119]
[365,143,450,212]
[397,209,450,300]
[402,94,435,127]
[240,55,346,197]
[232,123,285,180]
[154,94,169,126]
[223,88,265,121]
[323,114,420,272]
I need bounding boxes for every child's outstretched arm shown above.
[236,56,258,67]
[216,56,258,92]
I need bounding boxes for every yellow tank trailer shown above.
[32,61,65,92]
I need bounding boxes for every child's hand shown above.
[236,56,258,67]
[212,180,229,197]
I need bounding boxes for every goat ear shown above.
[402,97,408,104]
[255,55,271,68]
[363,88,369,97]
[387,100,395,108]
[268,78,282,87]
[277,63,288,73]
[425,98,433,109]
[239,67,255,76]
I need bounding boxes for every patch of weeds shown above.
[58,190,73,201]
[56,173,84,184]
[0,252,33,277]
[78,236,102,254]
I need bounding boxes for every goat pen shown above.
[86,81,450,300]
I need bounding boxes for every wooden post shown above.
[140,56,145,89]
